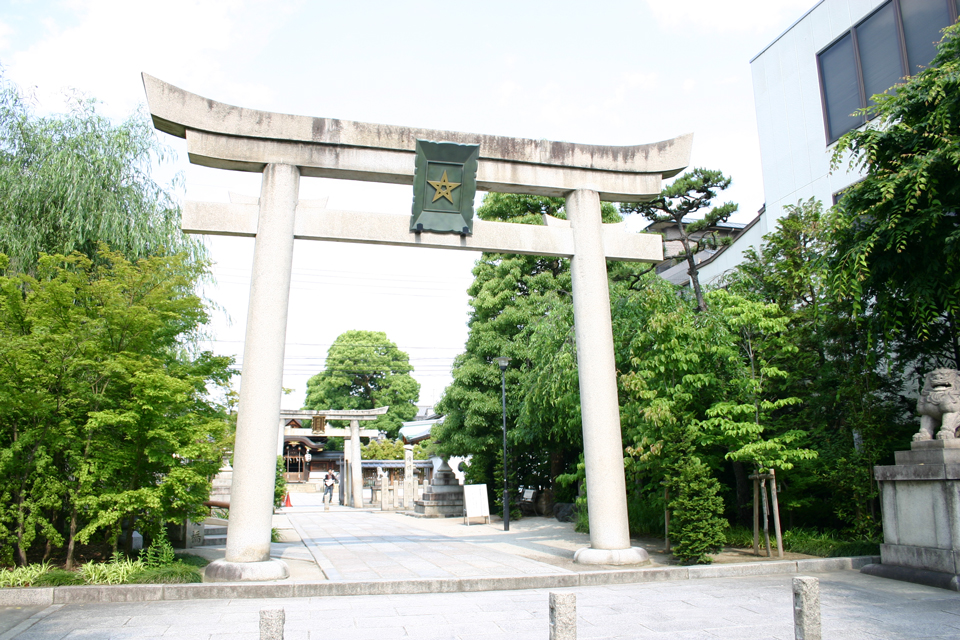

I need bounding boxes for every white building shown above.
[698,0,960,285]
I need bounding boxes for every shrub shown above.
[0,562,51,587]
[125,564,202,584]
[140,530,175,568]
[33,569,83,586]
[79,553,145,585]
[668,457,728,565]
[628,491,665,537]
[724,525,881,558]
[275,456,287,509]
[724,525,754,548]
[174,553,209,568]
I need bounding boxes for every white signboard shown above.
[463,484,490,525]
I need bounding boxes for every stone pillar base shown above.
[862,562,960,591]
[203,559,289,582]
[574,546,650,565]
[874,440,960,590]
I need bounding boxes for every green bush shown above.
[628,491,665,537]
[33,569,83,586]
[125,563,202,584]
[0,562,51,587]
[174,553,209,568]
[725,525,755,548]
[781,528,880,557]
[79,554,145,585]
[275,455,287,509]
[573,494,589,533]
[140,530,175,568]
[724,525,881,558]
[669,457,728,565]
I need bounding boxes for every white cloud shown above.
[645,0,813,33]
[5,0,297,117]
[0,21,12,51]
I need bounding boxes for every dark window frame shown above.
[816,0,958,145]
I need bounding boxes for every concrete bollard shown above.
[792,576,821,640]
[260,607,285,640]
[549,591,576,640]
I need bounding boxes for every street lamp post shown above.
[495,356,511,531]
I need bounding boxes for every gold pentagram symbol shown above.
[427,170,461,203]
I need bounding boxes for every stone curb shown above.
[0,556,879,606]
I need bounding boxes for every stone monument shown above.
[866,368,960,590]
[414,459,464,517]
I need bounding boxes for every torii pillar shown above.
[142,74,692,580]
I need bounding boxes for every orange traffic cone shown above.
[283,492,292,508]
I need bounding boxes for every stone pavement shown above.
[3,570,960,639]
[286,506,587,581]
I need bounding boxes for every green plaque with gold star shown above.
[410,139,480,235]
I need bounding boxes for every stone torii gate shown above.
[142,74,692,581]
[278,407,388,509]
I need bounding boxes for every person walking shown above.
[323,470,336,505]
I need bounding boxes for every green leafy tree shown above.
[303,330,419,438]
[620,168,738,312]
[830,22,960,363]
[0,249,232,567]
[725,199,912,535]
[700,289,814,472]
[435,193,621,513]
[361,438,431,460]
[0,74,200,274]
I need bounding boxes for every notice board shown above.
[463,484,490,524]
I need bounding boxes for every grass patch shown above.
[125,563,202,584]
[724,525,880,557]
[173,553,208,568]
[32,569,83,586]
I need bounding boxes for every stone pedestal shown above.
[871,440,960,590]
[414,459,464,517]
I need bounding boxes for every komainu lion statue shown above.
[914,368,960,441]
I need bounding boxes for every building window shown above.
[817,0,958,144]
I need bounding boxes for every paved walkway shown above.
[4,570,960,639]
[286,508,584,581]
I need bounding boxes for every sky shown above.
[0,0,815,409]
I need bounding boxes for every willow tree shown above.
[0,74,200,274]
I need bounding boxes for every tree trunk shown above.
[15,531,28,567]
[686,252,707,312]
[65,508,78,570]
[15,492,28,566]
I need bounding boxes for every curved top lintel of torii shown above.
[141,73,693,188]
[280,407,389,422]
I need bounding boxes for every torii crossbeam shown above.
[143,74,691,581]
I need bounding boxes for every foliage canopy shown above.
[303,330,420,438]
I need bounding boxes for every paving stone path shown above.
[3,570,960,639]
[286,510,571,581]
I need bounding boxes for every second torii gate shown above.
[278,407,387,508]
[142,74,692,581]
